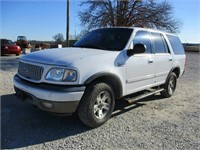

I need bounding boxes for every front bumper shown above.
[2,49,21,55]
[13,75,85,114]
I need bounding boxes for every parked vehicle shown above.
[1,39,21,56]
[13,27,186,128]
[35,43,50,49]
[16,36,29,49]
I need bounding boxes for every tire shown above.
[16,53,20,56]
[78,82,115,128]
[160,72,177,98]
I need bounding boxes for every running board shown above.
[126,89,164,104]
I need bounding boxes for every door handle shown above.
[148,59,154,64]
[169,58,173,61]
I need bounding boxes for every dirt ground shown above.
[1,52,200,150]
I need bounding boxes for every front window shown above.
[132,31,152,53]
[1,39,13,45]
[17,36,27,41]
[74,28,133,51]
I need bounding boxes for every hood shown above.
[2,44,19,49]
[21,47,113,66]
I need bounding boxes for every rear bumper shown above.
[13,75,85,114]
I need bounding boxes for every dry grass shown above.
[184,46,200,52]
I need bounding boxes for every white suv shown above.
[13,27,186,127]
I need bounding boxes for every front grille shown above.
[18,61,44,81]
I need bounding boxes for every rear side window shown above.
[167,35,185,55]
[151,33,168,53]
[133,31,152,53]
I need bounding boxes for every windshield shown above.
[17,36,27,41]
[1,39,14,45]
[74,28,133,51]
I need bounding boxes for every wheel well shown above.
[84,75,123,99]
[171,67,180,78]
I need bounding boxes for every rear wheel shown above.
[78,82,115,128]
[161,72,177,98]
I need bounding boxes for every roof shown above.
[98,26,177,36]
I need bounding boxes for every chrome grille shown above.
[18,62,44,81]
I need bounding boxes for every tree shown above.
[79,0,181,33]
[53,33,65,44]
[77,29,89,40]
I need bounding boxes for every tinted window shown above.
[74,28,133,51]
[17,36,27,41]
[1,39,13,45]
[151,33,168,53]
[167,35,185,55]
[133,31,152,53]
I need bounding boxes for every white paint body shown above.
[13,27,186,104]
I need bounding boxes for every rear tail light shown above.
[5,46,8,49]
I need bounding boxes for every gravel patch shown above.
[1,52,200,150]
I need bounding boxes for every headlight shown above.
[46,68,77,82]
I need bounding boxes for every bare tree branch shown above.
[79,0,182,33]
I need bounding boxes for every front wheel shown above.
[78,82,115,128]
[161,72,177,98]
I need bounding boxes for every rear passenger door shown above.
[150,32,173,84]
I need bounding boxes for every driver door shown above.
[126,31,155,95]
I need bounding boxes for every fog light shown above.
[41,102,53,109]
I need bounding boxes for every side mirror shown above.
[127,44,146,57]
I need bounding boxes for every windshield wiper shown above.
[73,44,106,50]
